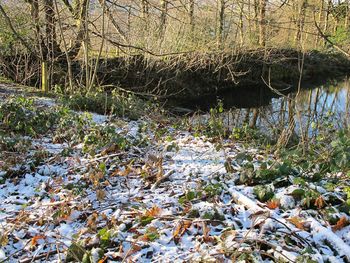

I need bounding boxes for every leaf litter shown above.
[0,92,350,262]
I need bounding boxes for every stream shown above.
[172,78,350,136]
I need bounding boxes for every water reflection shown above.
[179,78,350,138]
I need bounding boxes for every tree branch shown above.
[60,0,75,15]
[314,15,350,58]
[0,3,35,54]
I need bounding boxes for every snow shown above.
[1,93,350,262]
[309,218,350,259]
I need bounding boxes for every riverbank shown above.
[1,49,350,101]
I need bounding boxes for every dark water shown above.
[172,78,350,134]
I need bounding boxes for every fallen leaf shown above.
[287,216,306,230]
[332,216,349,232]
[96,189,106,201]
[31,235,46,246]
[0,233,9,247]
[145,205,162,217]
[202,222,215,243]
[220,230,236,241]
[87,213,98,229]
[98,256,108,263]
[124,243,142,258]
[101,144,119,156]
[266,199,280,209]
[314,195,325,209]
[119,165,132,176]
[173,220,192,243]
[224,157,234,173]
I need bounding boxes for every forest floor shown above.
[1,84,350,263]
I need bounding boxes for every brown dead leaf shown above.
[96,189,106,201]
[145,206,162,217]
[173,220,192,243]
[266,199,280,210]
[101,144,119,156]
[147,154,161,164]
[202,222,215,243]
[98,256,108,263]
[138,235,150,242]
[314,196,326,209]
[332,216,349,232]
[31,235,46,246]
[119,165,132,176]
[124,243,142,258]
[182,202,192,215]
[128,228,141,235]
[287,216,306,230]
[111,165,133,177]
[220,230,236,241]
[87,213,98,229]
[224,157,234,173]
[0,233,9,247]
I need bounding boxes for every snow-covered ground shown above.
[1,88,350,262]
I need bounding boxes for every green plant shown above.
[207,100,225,137]
[329,130,350,172]
[204,183,222,198]
[0,97,58,136]
[60,90,151,119]
[82,124,129,156]
[179,190,202,205]
[0,135,32,152]
[53,108,93,144]
[253,185,275,202]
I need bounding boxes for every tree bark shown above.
[43,0,60,59]
[189,0,195,34]
[258,0,267,47]
[217,0,225,48]
[159,0,168,38]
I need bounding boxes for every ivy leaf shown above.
[289,188,305,199]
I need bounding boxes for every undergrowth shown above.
[59,90,153,120]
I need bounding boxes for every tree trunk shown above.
[258,0,267,47]
[27,0,43,58]
[159,0,168,38]
[67,0,89,59]
[238,0,244,46]
[43,0,60,59]
[217,0,225,48]
[189,0,195,34]
[294,0,307,47]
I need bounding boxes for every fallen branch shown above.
[308,218,350,260]
[228,187,350,260]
